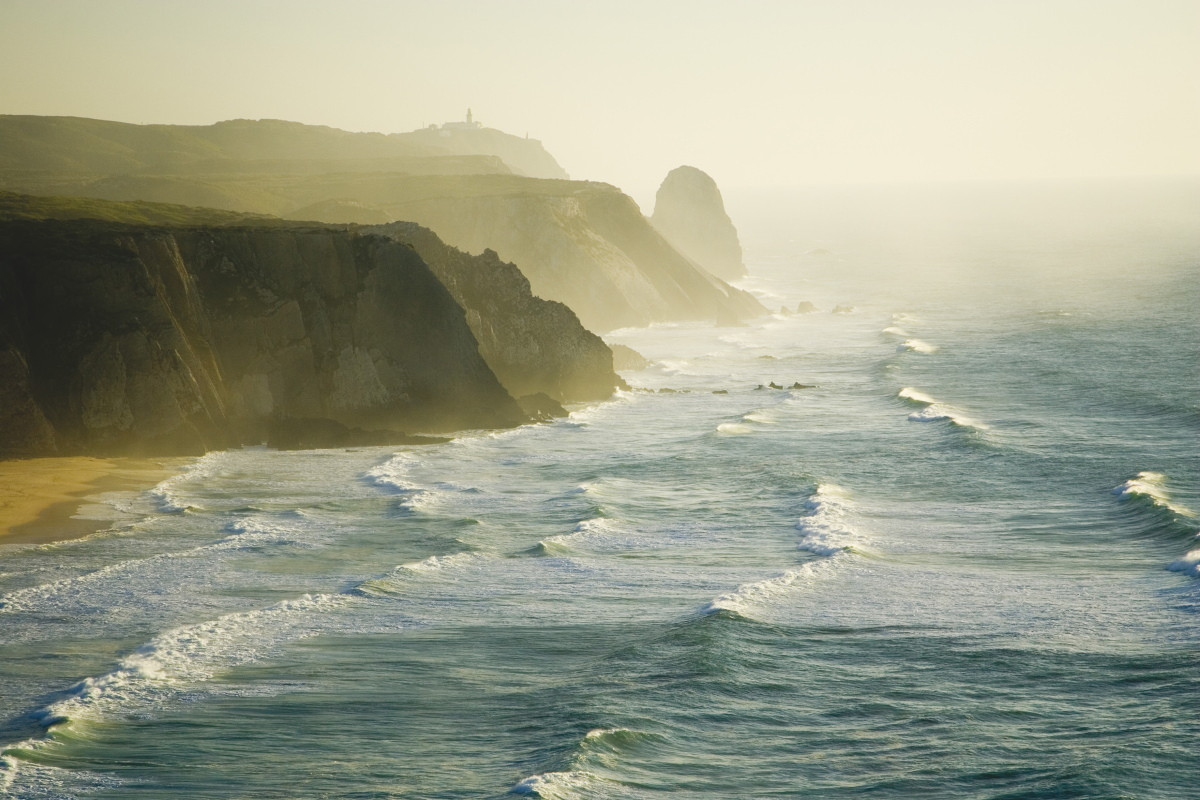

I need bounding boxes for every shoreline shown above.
[0,456,186,546]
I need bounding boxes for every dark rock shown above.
[795,301,818,314]
[516,392,568,421]
[371,222,624,404]
[0,219,525,457]
[791,382,814,389]
[267,417,448,450]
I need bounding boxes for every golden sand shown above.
[0,457,185,545]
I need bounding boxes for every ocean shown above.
[2,180,1198,799]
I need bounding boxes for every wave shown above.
[897,387,938,406]
[797,483,874,556]
[511,770,607,798]
[898,388,988,431]
[1,592,349,780]
[362,454,437,511]
[715,422,755,436]
[0,513,312,615]
[352,552,488,597]
[511,727,663,797]
[881,326,909,337]
[700,484,871,621]
[896,339,939,354]
[1112,471,1196,519]
[529,517,625,557]
[147,451,228,512]
[1113,471,1199,577]
[701,562,827,620]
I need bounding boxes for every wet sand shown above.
[0,457,185,545]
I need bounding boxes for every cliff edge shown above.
[0,218,528,457]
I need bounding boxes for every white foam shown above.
[897,339,939,354]
[511,770,604,798]
[1,515,310,614]
[716,422,755,436]
[881,326,909,337]
[897,387,938,405]
[702,563,826,619]
[901,393,987,430]
[396,552,484,573]
[1113,471,1196,518]
[797,483,874,556]
[1168,548,1200,577]
[29,593,347,730]
[363,455,436,510]
[147,452,227,512]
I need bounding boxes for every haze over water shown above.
[2,180,1197,798]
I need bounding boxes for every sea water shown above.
[1,180,1197,799]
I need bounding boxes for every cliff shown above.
[373,222,622,402]
[650,166,746,282]
[350,177,764,331]
[0,218,529,457]
[0,117,764,332]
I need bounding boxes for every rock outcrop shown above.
[373,222,622,402]
[650,166,745,282]
[0,218,530,457]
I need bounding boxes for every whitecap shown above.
[797,483,874,556]
[1168,549,1200,577]
[896,339,939,354]
[1113,471,1195,518]
[897,387,938,406]
[511,770,605,797]
[26,593,348,730]
[716,422,755,436]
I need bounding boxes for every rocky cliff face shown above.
[373,222,623,403]
[650,166,746,282]
[380,181,764,331]
[0,219,527,457]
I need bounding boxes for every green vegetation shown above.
[0,190,277,226]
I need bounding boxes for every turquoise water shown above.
[2,182,1198,798]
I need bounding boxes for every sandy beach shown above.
[0,457,185,545]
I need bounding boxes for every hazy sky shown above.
[2,0,1197,200]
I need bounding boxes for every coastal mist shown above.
[2,180,1198,798]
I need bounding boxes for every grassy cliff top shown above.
[0,190,282,226]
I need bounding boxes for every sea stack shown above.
[650,165,746,282]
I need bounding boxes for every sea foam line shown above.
[701,484,871,620]
[897,387,988,431]
[0,513,312,615]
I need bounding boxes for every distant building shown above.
[441,108,483,133]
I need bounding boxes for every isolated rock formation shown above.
[650,166,745,282]
[0,218,529,457]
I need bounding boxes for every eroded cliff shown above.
[374,222,623,403]
[0,219,527,457]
